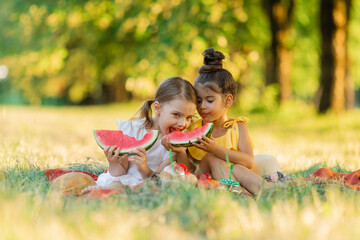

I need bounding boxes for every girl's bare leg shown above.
[233,164,272,195]
[81,181,125,194]
[197,154,212,175]
[203,154,236,181]
[198,154,274,194]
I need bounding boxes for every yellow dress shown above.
[187,116,253,160]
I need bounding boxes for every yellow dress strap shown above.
[223,116,253,150]
[223,116,249,128]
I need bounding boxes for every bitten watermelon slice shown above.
[93,130,159,154]
[167,123,214,147]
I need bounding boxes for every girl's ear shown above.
[224,94,233,108]
[153,101,161,116]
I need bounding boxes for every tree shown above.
[318,0,353,113]
[263,0,295,103]
[1,0,268,105]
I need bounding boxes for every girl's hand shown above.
[104,146,128,163]
[128,148,152,179]
[104,146,129,176]
[192,135,220,154]
[161,136,186,153]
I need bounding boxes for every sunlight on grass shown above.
[1,104,360,239]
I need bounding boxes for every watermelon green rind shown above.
[140,130,159,152]
[93,131,106,150]
[168,123,214,147]
[93,130,159,154]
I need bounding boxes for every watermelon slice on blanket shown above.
[167,123,214,147]
[93,130,159,154]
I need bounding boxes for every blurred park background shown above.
[0,0,359,114]
[2,2,360,238]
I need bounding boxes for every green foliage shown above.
[349,0,360,89]
[0,0,269,105]
[1,0,359,108]
[290,0,320,101]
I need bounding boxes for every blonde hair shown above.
[134,77,197,129]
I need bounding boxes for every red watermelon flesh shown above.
[167,123,214,147]
[94,130,159,154]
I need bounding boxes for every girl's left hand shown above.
[192,135,220,154]
[161,136,186,153]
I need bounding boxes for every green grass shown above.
[1,104,360,239]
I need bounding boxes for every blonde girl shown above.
[83,77,197,193]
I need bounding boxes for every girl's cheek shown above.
[186,120,192,128]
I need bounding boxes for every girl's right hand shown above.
[104,146,127,163]
[104,146,129,175]
[192,135,220,155]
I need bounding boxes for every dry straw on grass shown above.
[1,105,360,239]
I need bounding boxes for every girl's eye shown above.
[208,100,214,103]
[173,113,179,117]
[197,99,202,104]
[186,116,192,120]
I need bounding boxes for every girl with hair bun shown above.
[83,77,197,193]
[187,48,282,195]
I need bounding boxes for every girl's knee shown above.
[253,154,281,176]
[205,155,226,167]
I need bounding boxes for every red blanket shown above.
[309,167,360,190]
[44,168,98,181]
[44,167,360,199]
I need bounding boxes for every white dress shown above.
[96,119,174,187]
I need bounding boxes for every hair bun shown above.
[199,48,225,73]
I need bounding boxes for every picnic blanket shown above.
[44,168,98,181]
[309,167,360,190]
[44,167,360,199]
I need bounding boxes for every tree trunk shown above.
[263,0,295,103]
[103,73,130,103]
[318,0,352,113]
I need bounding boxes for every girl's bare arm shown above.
[193,122,254,168]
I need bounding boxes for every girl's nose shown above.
[178,118,185,127]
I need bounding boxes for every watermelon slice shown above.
[93,130,159,154]
[167,123,214,147]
